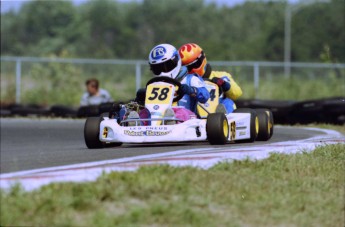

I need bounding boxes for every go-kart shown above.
[84,77,269,149]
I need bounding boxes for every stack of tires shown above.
[236,97,345,125]
[290,97,345,125]
[236,99,295,124]
[2,104,51,117]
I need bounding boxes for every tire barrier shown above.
[237,97,344,125]
[50,105,78,118]
[76,105,100,118]
[9,104,50,117]
[1,97,344,125]
[236,99,296,124]
[322,98,345,124]
[290,97,345,125]
[0,109,11,117]
[76,101,126,118]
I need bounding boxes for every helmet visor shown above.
[185,51,205,71]
[150,54,179,75]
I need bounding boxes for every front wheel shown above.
[206,113,229,145]
[84,117,104,149]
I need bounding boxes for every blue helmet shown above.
[149,44,182,79]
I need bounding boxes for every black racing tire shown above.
[322,97,345,125]
[50,105,77,118]
[84,117,104,149]
[256,108,274,140]
[11,105,50,117]
[236,100,295,124]
[99,103,112,114]
[255,109,271,141]
[0,109,11,117]
[101,112,109,119]
[215,104,227,114]
[290,100,324,124]
[206,113,229,145]
[233,108,258,143]
[77,105,100,118]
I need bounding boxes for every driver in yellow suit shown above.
[178,43,242,115]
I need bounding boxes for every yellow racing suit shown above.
[209,71,242,101]
[197,71,242,116]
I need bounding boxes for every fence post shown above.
[254,63,259,99]
[15,59,22,104]
[135,62,141,92]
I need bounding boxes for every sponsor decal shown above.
[236,121,245,126]
[153,105,159,110]
[128,126,168,131]
[146,130,171,136]
[151,112,162,116]
[125,126,171,136]
[239,131,246,136]
[124,130,171,136]
[151,46,166,60]
[145,126,168,130]
[124,130,144,136]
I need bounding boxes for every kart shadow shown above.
[81,142,210,151]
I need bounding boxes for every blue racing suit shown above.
[176,66,210,113]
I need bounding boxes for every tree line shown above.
[1,0,344,62]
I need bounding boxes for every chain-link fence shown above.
[1,56,344,106]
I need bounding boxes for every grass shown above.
[1,143,344,227]
[239,75,345,100]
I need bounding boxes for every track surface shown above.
[0,118,324,174]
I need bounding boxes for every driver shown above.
[127,43,209,124]
[149,44,209,113]
[178,43,242,113]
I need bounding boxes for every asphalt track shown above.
[0,118,325,174]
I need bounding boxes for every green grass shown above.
[1,143,344,227]
[239,75,345,100]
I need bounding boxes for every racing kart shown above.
[84,77,273,149]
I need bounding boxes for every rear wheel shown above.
[256,110,270,141]
[84,117,104,149]
[256,109,274,140]
[207,113,229,145]
[233,108,258,142]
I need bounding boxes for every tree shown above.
[1,0,344,62]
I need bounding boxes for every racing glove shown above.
[212,77,231,92]
[180,84,197,96]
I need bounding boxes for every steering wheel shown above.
[146,76,184,102]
